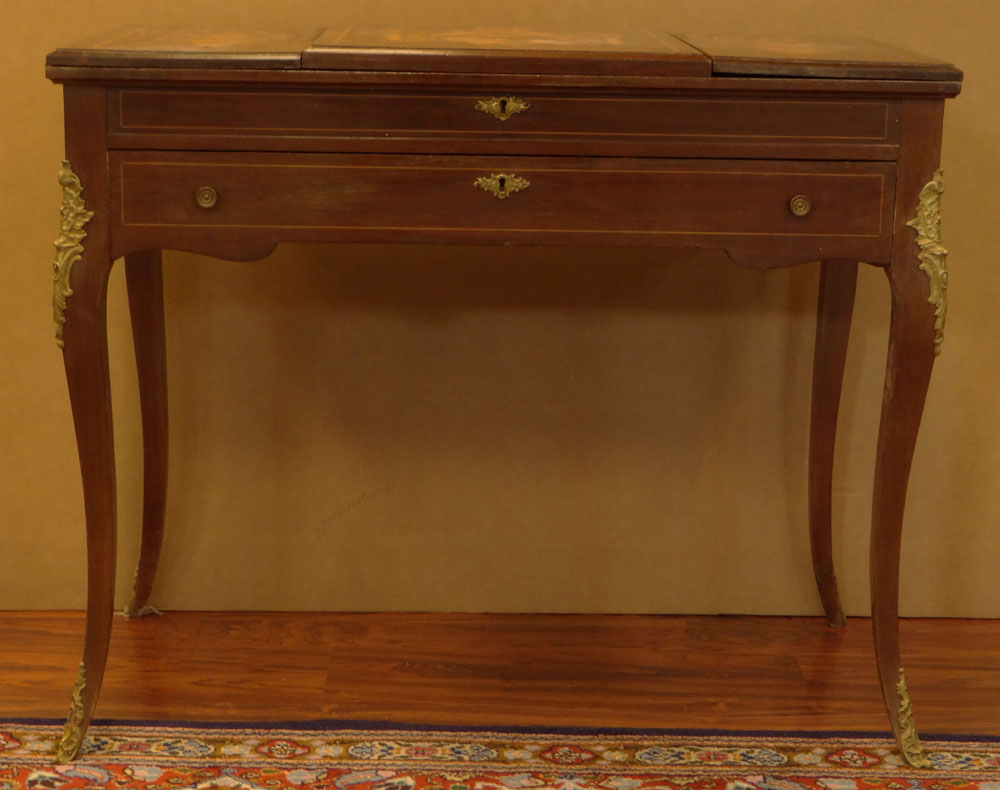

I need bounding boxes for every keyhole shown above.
[499,98,508,115]
[498,176,507,192]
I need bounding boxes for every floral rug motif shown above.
[1,721,998,789]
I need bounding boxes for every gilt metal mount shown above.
[52,161,95,349]
[906,169,948,356]
[53,662,87,762]
[896,668,932,769]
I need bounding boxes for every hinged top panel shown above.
[46,26,324,70]
[677,33,962,81]
[300,25,711,77]
[46,25,961,88]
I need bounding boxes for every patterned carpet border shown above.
[1,720,998,789]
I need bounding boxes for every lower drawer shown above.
[111,152,894,260]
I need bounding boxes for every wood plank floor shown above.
[2,612,999,735]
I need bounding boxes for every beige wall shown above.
[2,1,998,616]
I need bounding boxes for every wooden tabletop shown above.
[46,25,961,82]
[678,33,961,81]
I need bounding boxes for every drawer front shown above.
[110,90,897,158]
[112,153,894,260]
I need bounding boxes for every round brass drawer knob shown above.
[195,186,218,209]
[789,194,811,217]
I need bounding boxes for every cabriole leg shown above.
[52,159,116,763]
[870,116,947,766]
[122,250,168,618]
[808,259,858,628]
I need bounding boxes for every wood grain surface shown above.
[3,612,998,734]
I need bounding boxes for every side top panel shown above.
[46,26,324,70]
[677,33,962,81]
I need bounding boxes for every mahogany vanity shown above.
[45,25,961,766]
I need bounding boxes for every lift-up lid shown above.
[46,25,960,83]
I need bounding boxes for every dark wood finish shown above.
[869,98,946,751]
[110,153,894,260]
[122,251,168,618]
[808,260,858,628]
[58,85,117,755]
[4,612,999,734]
[48,65,964,98]
[677,33,962,81]
[112,89,896,146]
[45,26,962,763]
[107,89,898,162]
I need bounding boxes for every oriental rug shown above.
[1,720,998,789]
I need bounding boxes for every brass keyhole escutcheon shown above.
[789,194,811,217]
[196,186,218,209]
[474,96,531,121]
[474,173,530,199]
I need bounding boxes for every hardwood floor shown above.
[2,612,999,735]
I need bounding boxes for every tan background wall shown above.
[2,1,997,616]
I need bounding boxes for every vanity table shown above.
[45,25,961,766]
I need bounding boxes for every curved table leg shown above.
[870,258,937,769]
[52,159,116,763]
[808,260,857,628]
[122,250,168,618]
[870,99,947,767]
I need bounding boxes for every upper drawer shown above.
[109,89,898,159]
